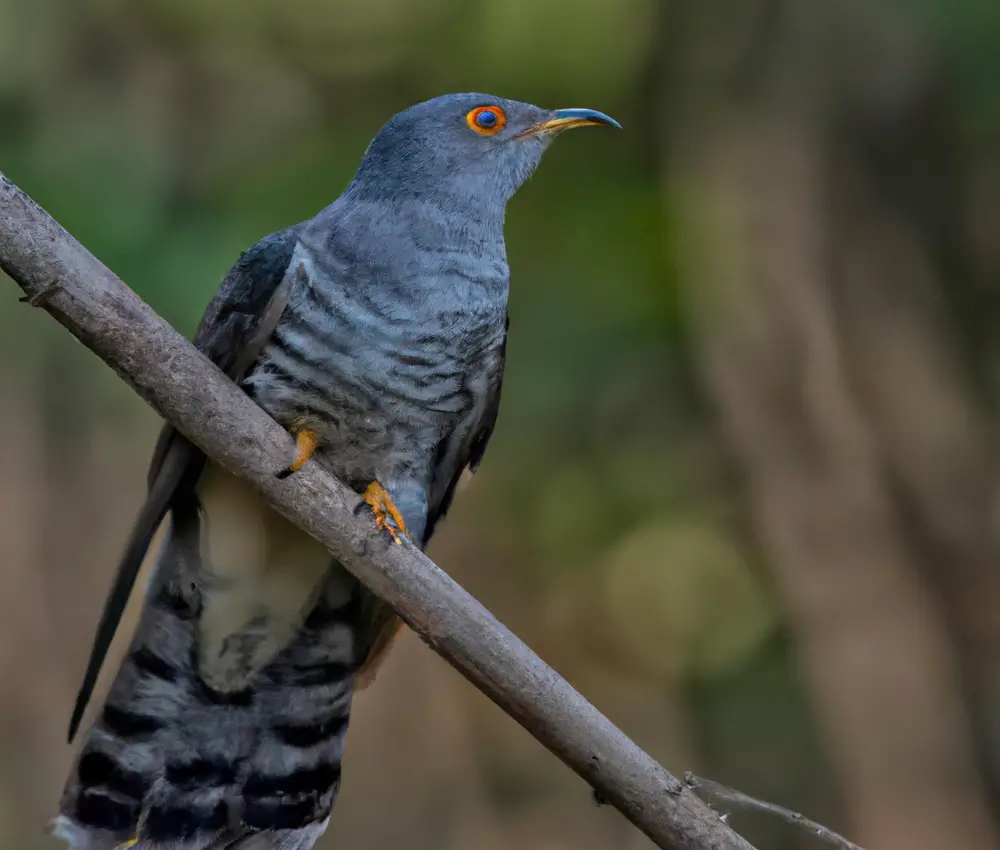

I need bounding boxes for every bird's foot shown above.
[362,482,409,545]
[116,824,140,849]
[276,429,318,479]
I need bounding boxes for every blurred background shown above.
[2,0,1000,848]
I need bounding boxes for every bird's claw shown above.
[362,482,409,545]
[276,429,318,479]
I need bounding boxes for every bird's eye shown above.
[466,106,507,136]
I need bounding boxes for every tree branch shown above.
[684,774,867,850]
[0,171,755,850]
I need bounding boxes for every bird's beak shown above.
[515,108,622,139]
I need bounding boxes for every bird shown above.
[53,92,619,850]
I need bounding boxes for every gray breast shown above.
[245,239,507,487]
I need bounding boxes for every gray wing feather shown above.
[67,224,304,741]
[423,314,508,543]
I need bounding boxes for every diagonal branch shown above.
[0,171,755,850]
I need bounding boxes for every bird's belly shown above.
[245,277,503,492]
[247,346,464,488]
[195,463,349,692]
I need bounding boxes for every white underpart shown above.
[196,464,331,692]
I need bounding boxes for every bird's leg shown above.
[361,482,410,545]
[275,428,319,479]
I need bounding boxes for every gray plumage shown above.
[55,93,618,850]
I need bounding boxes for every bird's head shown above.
[347,93,620,212]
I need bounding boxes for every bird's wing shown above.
[67,224,305,741]
[424,313,509,544]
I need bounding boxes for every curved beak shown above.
[515,107,622,139]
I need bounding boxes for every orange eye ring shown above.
[466,106,507,136]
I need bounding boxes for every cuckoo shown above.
[55,93,619,850]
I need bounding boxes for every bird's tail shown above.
[54,501,366,850]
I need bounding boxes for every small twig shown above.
[18,278,62,307]
[684,773,867,850]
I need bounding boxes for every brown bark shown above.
[830,133,1000,806]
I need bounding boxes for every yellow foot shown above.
[362,482,409,545]
[116,826,140,849]
[275,429,318,479]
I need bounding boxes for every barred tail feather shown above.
[51,815,332,850]
[56,504,363,850]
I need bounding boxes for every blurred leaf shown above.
[603,518,777,680]
[920,0,1000,133]
[532,464,615,561]
[467,0,656,100]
